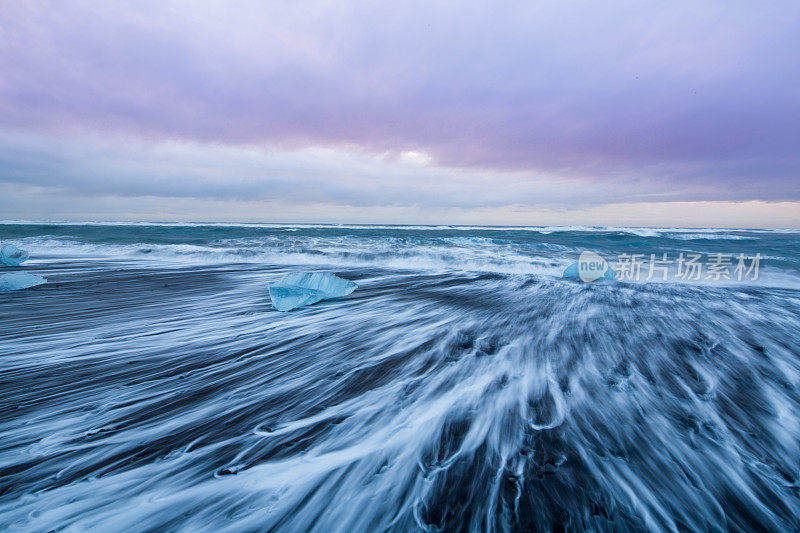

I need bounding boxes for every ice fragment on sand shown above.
[269,272,357,311]
[0,272,46,291]
[268,285,327,312]
[279,272,358,298]
[1,245,29,266]
[562,261,615,281]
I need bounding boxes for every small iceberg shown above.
[269,272,357,311]
[0,272,46,291]
[562,261,616,282]
[562,251,616,282]
[269,285,327,312]
[1,244,29,266]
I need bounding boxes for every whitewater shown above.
[1,222,799,531]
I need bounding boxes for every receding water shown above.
[1,223,799,531]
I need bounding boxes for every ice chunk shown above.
[562,261,615,281]
[561,262,580,279]
[269,272,357,311]
[268,285,327,312]
[0,272,46,291]
[278,272,358,298]
[1,244,29,266]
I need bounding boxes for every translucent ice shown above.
[1,245,29,266]
[269,272,357,311]
[0,272,46,291]
[562,261,615,281]
[279,272,358,298]
[269,285,327,312]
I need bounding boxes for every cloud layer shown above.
[0,0,798,223]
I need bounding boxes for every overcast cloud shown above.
[0,1,798,224]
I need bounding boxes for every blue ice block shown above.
[0,272,46,291]
[1,245,29,266]
[269,272,357,311]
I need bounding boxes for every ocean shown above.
[1,222,799,531]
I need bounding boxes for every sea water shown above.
[1,222,799,531]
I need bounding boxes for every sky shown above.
[0,0,798,227]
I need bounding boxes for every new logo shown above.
[562,251,616,282]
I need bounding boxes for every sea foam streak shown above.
[0,223,799,531]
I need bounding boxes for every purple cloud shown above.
[0,0,799,203]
